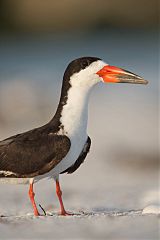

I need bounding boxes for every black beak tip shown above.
[143,79,149,85]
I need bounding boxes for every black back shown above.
[0,125,71,178]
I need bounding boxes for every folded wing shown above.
[0,129,70,178]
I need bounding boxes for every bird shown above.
[0,57,148,216]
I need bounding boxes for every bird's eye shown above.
[81,61,89,69]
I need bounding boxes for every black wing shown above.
[61,136,91,174]
[0,128,70,178]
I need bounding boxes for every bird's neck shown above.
[60,84,91,137]
[51,78,94,137]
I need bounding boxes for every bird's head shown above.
[63,57,148,88]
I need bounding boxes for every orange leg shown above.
[28,182,40,216]
[56,180,72,216]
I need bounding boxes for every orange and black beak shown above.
[97,65,148,85]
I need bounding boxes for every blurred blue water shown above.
[0,29,158,87]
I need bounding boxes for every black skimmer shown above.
[0,57,148,216]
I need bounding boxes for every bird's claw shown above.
[59,211,73,216]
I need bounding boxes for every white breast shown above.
[38,60,107,180]
[46,80,90,179]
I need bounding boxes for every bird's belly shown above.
[39,134,88,180]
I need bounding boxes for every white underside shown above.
[0,60,106,184]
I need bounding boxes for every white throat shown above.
[59,60,106,138]
[60,84,90,137]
